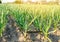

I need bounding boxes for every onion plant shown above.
[0,4,60,42]
[0,10,7,37]
[42,15,52,42]
[33,13,52,42]
[49,7,60,34]
[9,7,41,41]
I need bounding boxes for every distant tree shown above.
[0,0,1,3]
[15,0,21,4]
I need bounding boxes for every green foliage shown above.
[0,4,60,42]
[0,11,7,37]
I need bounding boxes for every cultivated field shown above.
[0,4,60,42]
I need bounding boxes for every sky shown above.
[1,0,57,3]
[2,0,15,3]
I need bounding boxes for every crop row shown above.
[0,4,60,42]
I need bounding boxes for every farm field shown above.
[0,4,60,42]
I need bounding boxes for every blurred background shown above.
[0,0,60,4]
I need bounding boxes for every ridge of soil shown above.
[0,15,60,42]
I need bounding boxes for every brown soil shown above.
[0,26,60,42]
[0,15,60,42]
